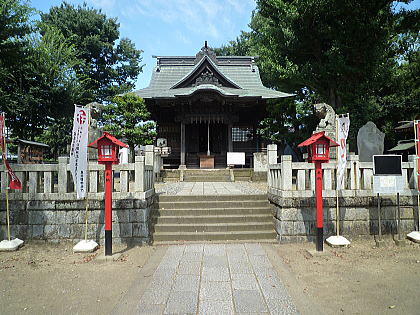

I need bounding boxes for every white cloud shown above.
[123,0,255,40]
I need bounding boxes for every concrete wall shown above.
[269,193,418,242]
[0,195,156,245]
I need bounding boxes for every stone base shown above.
[73,240,99,253]
[407,231,420,243]
[394,239,406,247]
[95,252,122,262]
[326,235,350,247]
[0,238,24,252]
[375,239,386,248]
[305,249,329,257]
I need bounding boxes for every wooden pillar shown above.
[228,124,233,152]
[180,122,186,168]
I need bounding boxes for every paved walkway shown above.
[155,182,267,196]
[135,243,298,315]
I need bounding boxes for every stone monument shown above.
[357,121,385,162]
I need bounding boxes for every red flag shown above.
[0,113,22,190]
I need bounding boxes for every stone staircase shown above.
[183,169,231,182]
[151,194,276,243]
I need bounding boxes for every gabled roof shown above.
[298,131,339,147]
[88,132,128,148]
[134,44,294,100]
[171,55,241,89]
[16,139,49,147]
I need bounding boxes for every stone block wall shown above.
[269,193,418,242]
[0,195,156,245]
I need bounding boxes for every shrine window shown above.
[232,127,253,142]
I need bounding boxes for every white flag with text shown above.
[337,115,350,190]
[70,105,89,199]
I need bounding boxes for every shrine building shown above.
[135,42,292,169]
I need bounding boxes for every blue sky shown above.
[31,0,257,89]
[30,0,419,90]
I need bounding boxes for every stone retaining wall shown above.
[0,195,156,245]
[269,193,418,242]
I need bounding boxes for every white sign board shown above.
[227,152,245,165]
[373,175,405,194]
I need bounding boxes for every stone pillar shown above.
[58,156,68,194]
[267,144,277,165]
[281,155,293,191]
[180,122,186,169]
[228,124,233,152]
[145,145,154,166]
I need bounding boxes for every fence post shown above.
[28,171,38,194]
[145,145,155,167]
[267,144,277,165]
[349,155,360,190]
[135,155,145,192]
[281,155,292,191]
[408,155,416,189]
[58,156,68,193]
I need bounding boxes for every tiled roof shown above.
[134,47,293,100]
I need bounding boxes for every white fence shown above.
[268,155,417,198]
[0,156,154,200]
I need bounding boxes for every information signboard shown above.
[373,155,402,175]
[227,152,245,165]
[373,155,404,194]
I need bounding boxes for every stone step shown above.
[157,200,270,209]
[152,230,277,242]
[151,214,273,224]
[157,194,267,202]
[152,222,274,233]
[183,176,231,182]
[183,170,230,175]
[154,207,272,216]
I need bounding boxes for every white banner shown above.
[336,115,350,190]
[70,105,89,199]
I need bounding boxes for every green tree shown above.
[41,2,143,102]
[102,93,156,161]
[218,0,419,147]
[0,1,89,144]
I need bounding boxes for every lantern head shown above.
[298,131,338,163]
[88,132,128,165]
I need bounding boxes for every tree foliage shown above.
[0,1,145,158]
[0,1,88,143]
[102,93,156,160]
[41,2,143,102]
[217,0,419,147]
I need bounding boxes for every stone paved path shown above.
[136,243,298,315]
[155,182,267,196]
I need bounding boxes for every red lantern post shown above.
[88,132,128,256]
[298,132,338,251]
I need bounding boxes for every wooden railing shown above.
[0,156,154,200]
[268,155,417,197]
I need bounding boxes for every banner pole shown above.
[414,120,420,231]
[0,119,10,241]
[1,123,11,241]
[84,106,91,241]
[335,114,340,236]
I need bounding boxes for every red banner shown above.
[416,120,420,192]
[0,113,22,190]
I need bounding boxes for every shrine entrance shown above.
[185,123,228,168]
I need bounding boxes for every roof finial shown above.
[205,40,208,48]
